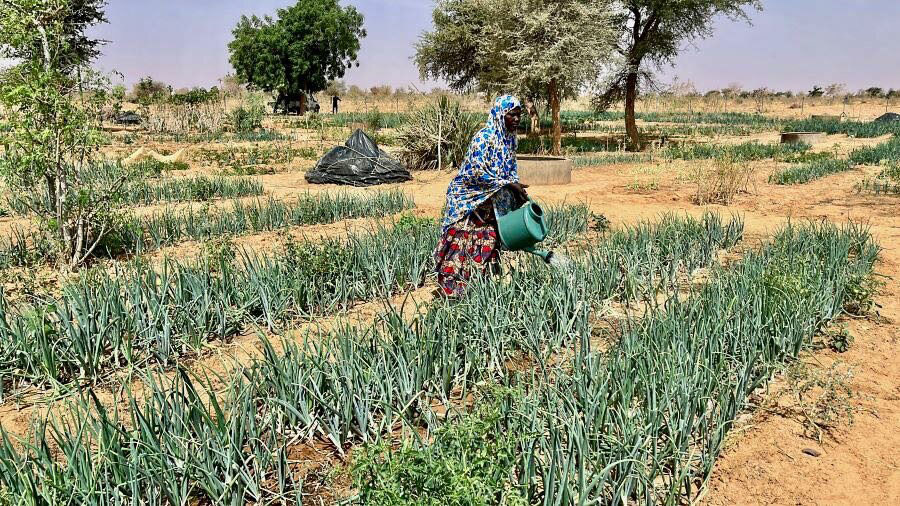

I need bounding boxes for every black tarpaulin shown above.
[305,129,412,187]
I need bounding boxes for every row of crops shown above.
[772,136,900,186]
[1,163,265,216]
[0,190,414,269]
[0,212,879,504]
[568,140,813,166]
[0,211,746,503]
[855,161,900,195]
[0,202,589,389]
[355,221,878,503]
[332,109,900,138]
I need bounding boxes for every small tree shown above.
[324,79,348,97]
[132,76,169,104]
[416,0,616,155]
[228,0,366,113]
[825,83,847,98]
[865,87,885,98]
[0,0,130,267]
[594,0,761,150]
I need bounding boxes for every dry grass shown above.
[687,155,757,205]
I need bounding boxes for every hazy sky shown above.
[91,0,900,93]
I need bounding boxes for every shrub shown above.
[230,103,265,133]
[365,107,385,132]
[398,97,482,170]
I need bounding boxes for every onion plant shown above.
[0,190,415,268]
[0,210,741,504]
[117,175,265,206]
[664,141,810,162]
[769,158,852,185]
[0,204,589,388]
[501,220,879,504]
[0,212,742,504]
[848,136,900,165]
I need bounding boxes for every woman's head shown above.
[490,95,522,136]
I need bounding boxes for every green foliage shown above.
[418,0,614,100]
[770,158,852,185]
[118,175,265,206]
[855,161,900,195]
[574,152,653,167]
[0,206,880,504]
[0,212,753,503]
[228,0,366,96]
[169,86,219,105]
[0,190,415,269]
[665,140,810,162]
[132,76,170,104]
[365,107,384,132]
[784,118,900,138]
[332,112,410,129]
[398,97,483,170]
[518,135,623,154]
[196,144,314,172]
[820,326,854,353]
[848,137,900,165]
[230,104,265,133]
[417,0,617,153]
[232,129,288,142]
[0,0,127,266]
[352,399,526,506]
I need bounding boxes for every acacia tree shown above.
[0,0,129,267]
[595,0,761,150]
[228,0,365,113]
[416,0,616,155]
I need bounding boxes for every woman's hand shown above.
[508,182,529,199]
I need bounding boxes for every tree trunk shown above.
[625,71,640,151]
[549,79,561,156]
[298,93,307,115]
[525,99,540,137]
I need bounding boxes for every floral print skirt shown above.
[434,204,501,297]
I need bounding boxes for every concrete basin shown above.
[517,155,573,186]
[780,132,826,144]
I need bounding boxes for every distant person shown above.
[332,95,341,114]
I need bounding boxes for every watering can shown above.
[497,198,554,263]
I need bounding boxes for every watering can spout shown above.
[524,246,554,264]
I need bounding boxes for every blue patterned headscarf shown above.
[441,95,522,232]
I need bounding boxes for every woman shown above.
[434,95,528,297]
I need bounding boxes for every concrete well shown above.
[780,132,826,145]
[517,155,573,186]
